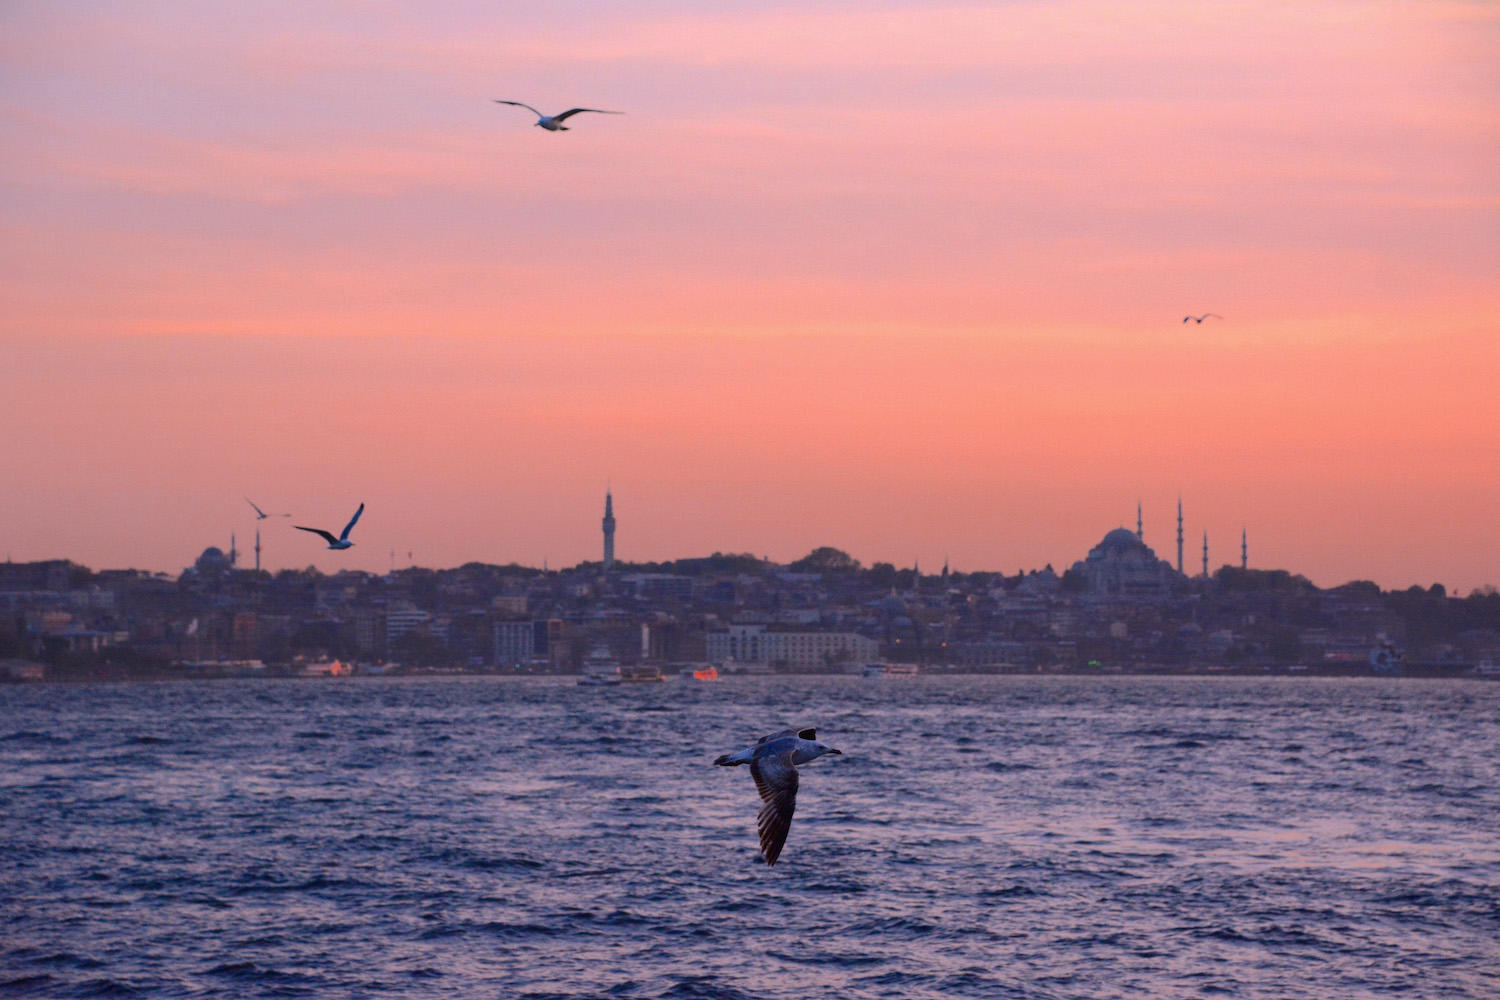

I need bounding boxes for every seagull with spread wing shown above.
[493,100,624,131]
[1183,313,1224,324]
[714,727,842,865]
[245,497,289,520]
[295,503,364,551]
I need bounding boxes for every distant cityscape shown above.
[3,493,1498,682]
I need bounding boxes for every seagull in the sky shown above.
[295,503,364,551]
[244,498,289,520]
[1183,313,1224,324]
[493,101,624,131]
[715,727,842,866]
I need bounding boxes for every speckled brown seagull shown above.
[714,727,842,865]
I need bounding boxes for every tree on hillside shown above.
[790,547,863,573]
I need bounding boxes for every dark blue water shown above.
[3,676,1498,999]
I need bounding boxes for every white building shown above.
[386,606,432,645]
[493,620,535,666]
[707,624,877,667]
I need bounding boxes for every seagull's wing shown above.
[552,108,624,121]
[750,754,800,865]
[245,497,267,517]
[339,503,365,541]
[1204,313,1223,320]
[1183,316,1192,323]
[296,526,340,545]
[494,100,542,117]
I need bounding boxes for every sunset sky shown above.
[2,1,1497,590]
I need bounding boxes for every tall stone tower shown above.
[602,490,616,571]
[1202,530,1209,579]
[1176,497,1184,575]
[1241,527,1248,570]
[1136,500,1143,541]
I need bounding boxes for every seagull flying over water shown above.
[244,497,289,520]
[295,503,364,550]
[714,727,842,866]
[493,101,624,131]
[1183,313,1224,324]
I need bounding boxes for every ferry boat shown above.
[578,644,623,686]
[861,663,918,678]
[619,665,666,683]
[1369,640,1404,676]
[577,671,622,687]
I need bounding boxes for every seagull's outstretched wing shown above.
[552,108,624,121]
[339,503,365,542]
[494,100,542,117]
[758,727,816,744]
[296,526,340,545]
[245,497,267,518]
[751,755,800,865]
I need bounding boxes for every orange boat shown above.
[692,666,718,681]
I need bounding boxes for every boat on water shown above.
[619,665,666,683]
[676,664,719,681]
[578,644,623,686]
[1369,641,1404,676]
[577,672,622,686]
[861,663,918,678]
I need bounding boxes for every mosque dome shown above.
[1100,528,1143,552]
[194,546,229,575]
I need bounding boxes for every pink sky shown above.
[2,1,1497,590]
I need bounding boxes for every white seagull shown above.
[714,727,842,866]
[1183,313,1224,324]
[244,497,289,520]
[493,100,624,131]
[295,503,364,551]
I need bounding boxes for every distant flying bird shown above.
[244,497,289,520]
[715,727,842,866]
[295,503,364,550]
[1183,313,1224,324]
[493,101,624,131]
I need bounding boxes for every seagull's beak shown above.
[828,748,843,755]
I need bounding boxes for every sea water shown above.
[3,676,1497,998]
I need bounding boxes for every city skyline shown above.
[2,2,1497,593]
[4,486,1484,598]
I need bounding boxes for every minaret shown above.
[1241,527,1248,570]
[1136,500,1143,542]
[1176,497,1184,574]
[1202,530,1209,579]
[229,532,238,568]
[254,529,261,572]
[941,557,949,586]
[602,490,616,571]
[913,558,920,594]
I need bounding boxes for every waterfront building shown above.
[707,624,878,667]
